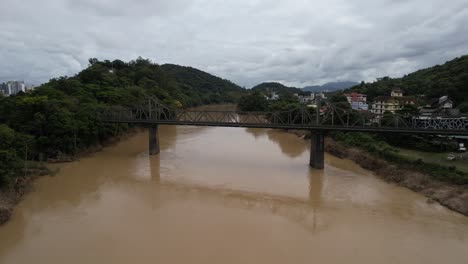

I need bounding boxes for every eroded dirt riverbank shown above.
[325,138,468,215]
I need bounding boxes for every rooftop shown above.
[345,92,366,97]
[374,96,417,102]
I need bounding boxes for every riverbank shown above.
[288,129,468,216]
[0,161,51,225]
[0,175,37,225]
[0,127,143,225]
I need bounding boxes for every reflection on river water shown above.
[0,125,467,264]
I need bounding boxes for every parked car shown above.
[447,153,456,161]
[459,143,467,152]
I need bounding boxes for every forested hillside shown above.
[347,55,468,108]
[0,58,245,186]
[251,82,302,94]
[161,64,244,104]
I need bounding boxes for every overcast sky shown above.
[1,0,467,88]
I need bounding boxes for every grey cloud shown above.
[1,0,467,87]
[67,0,191,17]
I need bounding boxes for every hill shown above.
[251,82,302,94]
[347,55,468,106]
[0,57,245,186]
[160,64,244,104]
[303,81,358,92]
[76,58,244,107]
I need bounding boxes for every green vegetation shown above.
[237,91,269,111]
[268,94,302,111]
[237,92,302,112]
[328,94,351,109]
[331,132,468,185]
[397,148,468,174]
[0,57,245,187]
[160,64,244,105]
[251,82,302,95]
[348,55,468,106]
[380,133,458,153]
[343,55,468,160]
[0,125,24,185]
[458,102,468,114]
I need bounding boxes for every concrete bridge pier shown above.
[149,125,160,155]
[310,131,325,169]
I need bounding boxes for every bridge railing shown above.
[98,97,468,132]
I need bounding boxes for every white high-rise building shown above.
[0,81,26,96]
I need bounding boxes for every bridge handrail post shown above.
[346,112,350,127]
[315,97,321,125]
[148,98,152,120]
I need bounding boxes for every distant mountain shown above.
[303,81,359,92]
[251,82,302,94]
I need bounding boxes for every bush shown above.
[0,150,22,186]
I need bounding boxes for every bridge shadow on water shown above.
[144,141,327,235]
[245,128,308,158]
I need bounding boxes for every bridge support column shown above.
[310,131,325,169]
[149,125,160,155]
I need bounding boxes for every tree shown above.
[398,104,419,117]
[329,94,351,110]
[458,102,468,114]
[0,125,23,186]
[88,58,99,66]
[329,94,348,103]
[237,91,269,111]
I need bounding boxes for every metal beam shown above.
[99,96,468,136]
[104,120,468,136]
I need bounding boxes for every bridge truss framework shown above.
[100,97,468,169]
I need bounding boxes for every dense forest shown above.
[0,58,245,186]
[160,64,244,104]
[347,55,468,110]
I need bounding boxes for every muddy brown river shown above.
[0,125,467,263]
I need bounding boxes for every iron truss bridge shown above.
[100,97,468,135]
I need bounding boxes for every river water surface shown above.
[0,125,467,263]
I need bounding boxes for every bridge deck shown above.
[100,97,468,136]
[107,119,468,135]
